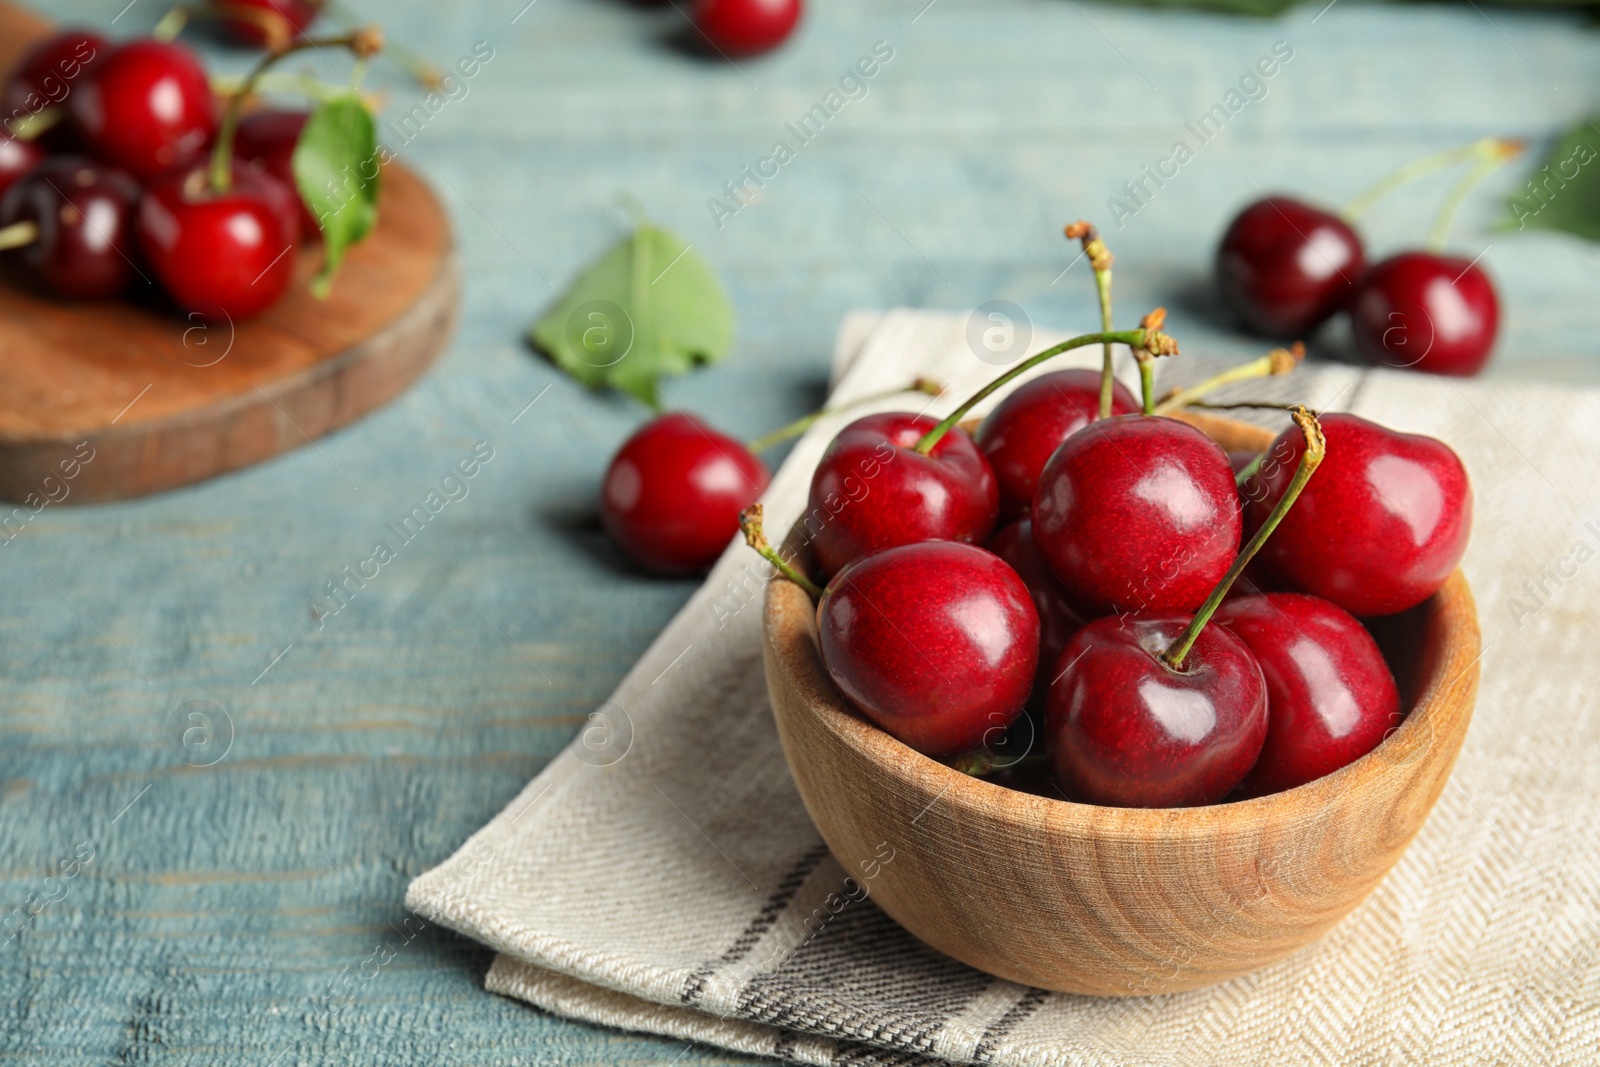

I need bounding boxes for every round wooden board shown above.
[0,2,459,504]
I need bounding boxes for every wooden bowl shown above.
[760,412,1480,995]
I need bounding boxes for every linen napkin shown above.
[408,309,1600,1067]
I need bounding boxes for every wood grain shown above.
[763,416,1482,996]
[0,3,458,503]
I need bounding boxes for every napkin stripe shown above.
[971,988,1048,1063]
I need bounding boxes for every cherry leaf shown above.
[528,223,734,409]
[1504,117,1600,241]
[292,95,380,298]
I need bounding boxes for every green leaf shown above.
[292,95,381,299]
[528,223,735,409]
[1504,117,1600,241]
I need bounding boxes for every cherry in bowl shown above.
[69,39,217,182]
[0,156,143,300]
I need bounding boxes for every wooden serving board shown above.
[0,2,459,503]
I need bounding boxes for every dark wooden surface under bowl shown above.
[762,413,1482,996]
[0,2,458,503]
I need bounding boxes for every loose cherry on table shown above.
[212,0,323,48]
[807,411,999,579]
[1215,195,1365,338]
[693,0,803,56]
[68,39,217,181]
[987,520,1083,704]
[816,540,1039,757]
[0,156,143,301]
[601,413,771,576]
[976,369,1138,521]
[1244,412,1471,617]
[234,109,320,236]
[1350,251,1499,377]
[1031,415,1241,618]
[0,136,43,200]
[1216,592,1401,797]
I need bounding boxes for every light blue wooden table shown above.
[6,0,1597,1062]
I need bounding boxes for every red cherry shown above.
[693,0,802,56]
[987,520,1082,701]
[818,541,1038,757]
[1216,593,1401,797]
[69,39,217,182]
[234,109,320,237]
[137,161,299,319]
[976,369,1139,521]
[601,413,770,576]
[1245,412,1471,617]
[1351,251,1499,377]
[215,0,321,47]
[1045,613,1268,807]
[0,156,142,300]
[808,412,999,579]
[3,28,106,125]
[1031,415,1240,617]
[0,135,43,200]
[1216,196,1365,337]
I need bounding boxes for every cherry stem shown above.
[746,379,943,454]
[0,220,38,252]
[1342,136,1524,222]
[1234,450,1266,487]
[913,317,1174,455]
[739,504,823,599]
[209,27,383,195]
[1150,344,1303,417]
[6,107,62,142]
[1064,221,1117,420]
[325,0,446,89]
[1161,405,1325,670]
[1428,140,1524,251]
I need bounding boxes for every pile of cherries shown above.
[1215,138,1520,377]
[0,3,363,319]
[732,272,1471,808]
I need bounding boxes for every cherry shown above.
[69,39,217,182]
[0,156,143,300]
[818,541,1038,757]
[601,413,770,576]
[3,28,106,134]
[1044,613,1267,807]
[808,411,998,579]
[1350,251,1499,377]
[1215,196,1365,338]
[137,160,299,319]
[1245,412,1471,617]
[987,520,1082,703]
[976,369,1138,521]
[234,109,319,236]
[1216,593,1401,797]
[693,0,802,56]
[1031,415,1240,617]
[0,135,43,200]
[214,0,323,48]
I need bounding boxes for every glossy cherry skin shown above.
[1032,415,1240,618]
[1351,251,1499,377]
[987,520,1083,703]
[808,412,999,579]
[1216,196,1365,338]
[69,39,217,182]
[3,28,106,124]
[0,157,143,300]
[234,109,319,236]
[1245,413,1471,617]
[976,369,1139,522]
[693,0,802,56]
[1045,613,1267,807]
[138,162,300,319]
[600,413,770,576]
[216,0,322,47]
[819,541,1038,757]
[0,136,43,200]
[1216,593,1401,797]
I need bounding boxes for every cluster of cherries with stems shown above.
[735,222,1471,809]
[0,6,417,318]
[1217,136,1524,378]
